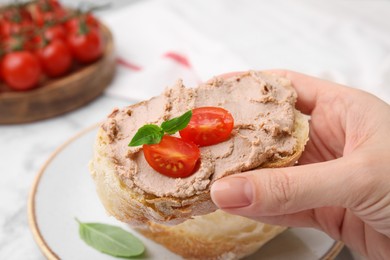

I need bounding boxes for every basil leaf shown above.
[161,110,192,134]
[77,219,145,257]
[128,124,164,146]
[128,110,192,146]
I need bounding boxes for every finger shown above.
[211,157,365,217]
[263,69,348,115]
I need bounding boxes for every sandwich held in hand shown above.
[89,71,309,259]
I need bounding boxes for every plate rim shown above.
[27,124,344,260]
[28,123,100,260]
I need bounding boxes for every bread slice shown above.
[89,71,309,259]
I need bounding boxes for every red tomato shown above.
[65,14,99,32]
[1,51,41,90]
[0,21,19,37]
[36,39,72,77]
[67,26,104,63]
[37,0,63,10]
[31,9,55,27]
[28,25,67,51]
[1,7,32,24]
[44,25,66,41]
[0,20,33,37]
[26,34,42,51]
[179,107,234,146]
[143,135,200,178]
[30,1,66,27]
[2,36,25,53]
[29,4,46,26]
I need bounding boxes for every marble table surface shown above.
[0,95,131,259]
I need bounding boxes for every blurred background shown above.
[2,0,390,259]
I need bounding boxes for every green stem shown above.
[78,16,89,35]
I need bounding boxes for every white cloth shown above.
[99,0,390,104]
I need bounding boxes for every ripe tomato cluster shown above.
[143,107,235,178]
[0,0,105,91]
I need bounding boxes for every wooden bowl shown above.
[0,23,116,124]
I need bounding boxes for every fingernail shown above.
[211,177,253,208]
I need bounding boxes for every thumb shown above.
[211,158,365,217]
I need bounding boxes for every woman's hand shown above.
[211,70,390,258]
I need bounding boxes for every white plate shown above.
[28,125,343,260]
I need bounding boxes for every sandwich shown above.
[89,71,309,259]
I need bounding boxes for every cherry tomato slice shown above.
[179,107,234,147]
[143,135,200,178]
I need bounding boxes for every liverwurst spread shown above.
[101,71,298,199]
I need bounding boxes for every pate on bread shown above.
[89,71,309,260]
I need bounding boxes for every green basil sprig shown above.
[129,124,164,147]
[129,110,192,147]
[76,219,145,258]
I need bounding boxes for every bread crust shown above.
[139,210,287,260]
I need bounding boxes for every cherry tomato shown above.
[44,25,66,41]
[67,26,104,63]
[36,39,72,77]
[0,21,21,37]
[65,14,99,32]
[143,135,200,178]
[32,11,54,27]
[179,107,234,147]
[29,4,47,26]
[29,0,66,26]
[28,25,67,51]
[2,35,26,53]
[0,20,33,38]
[1,51,41,90]
[37,0,64,11]
[0,6,34,38]
[1,7,32,25]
